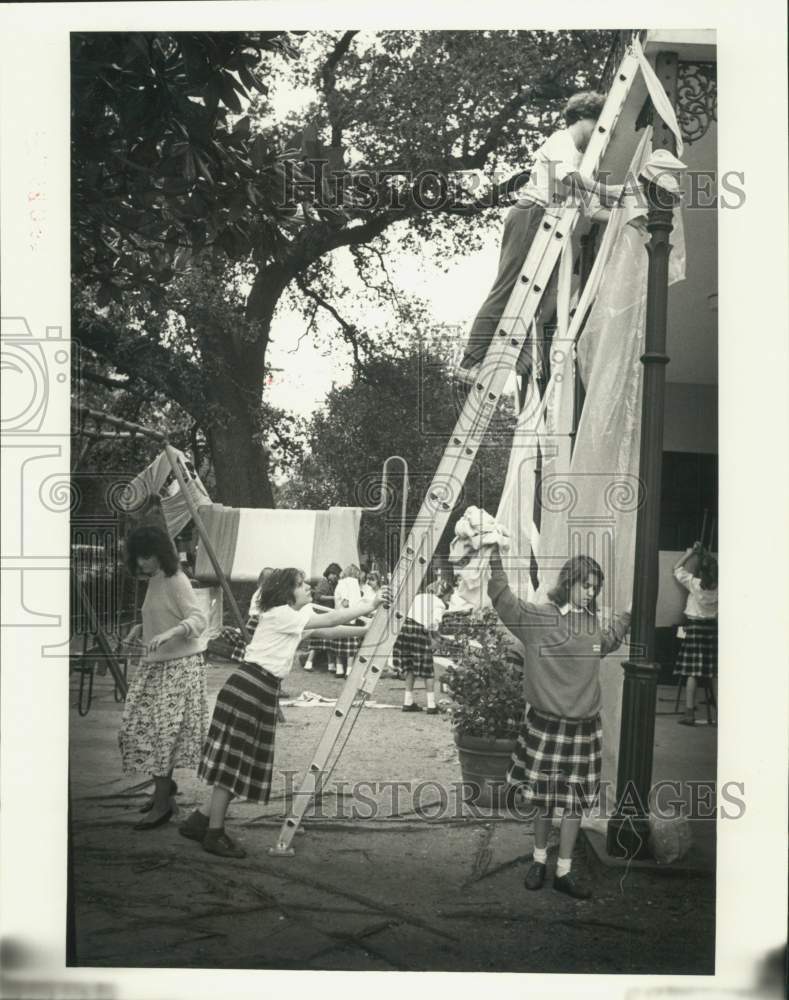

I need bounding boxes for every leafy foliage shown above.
[71,31,305,303]
[72,30,617,505]
[442,609,525,740]
[277,338,517,561]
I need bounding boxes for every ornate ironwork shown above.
[677,61,717,144]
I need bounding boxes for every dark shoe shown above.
[425,707,439,715]
[178,809,209,842]
[133,807,173,831]
[553,872,592,900]
[202,830,247,859]
[402,703,423,712]
[678,710,695,727]
[139,779,178,813]
[524,861,546,890]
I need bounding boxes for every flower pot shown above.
[454,731,517,809]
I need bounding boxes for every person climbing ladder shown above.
[458,91,622,383]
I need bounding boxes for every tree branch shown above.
[80,368,134,392]
[294,274,363,369]
[321,31,358,147]
[321,31,358,91]
[75,316,207,418]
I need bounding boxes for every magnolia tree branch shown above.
[294,274,364,369]
[74,317,206,418]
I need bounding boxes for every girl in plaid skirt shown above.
[673,542,718,726]
[179,568,390,858]
[303,563,342,673]
[331,565,366,679]
[393,582,447,714]
[488,546,631,899]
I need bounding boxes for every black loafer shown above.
[553,872,592,899]
[524,861,546,890]
[202,830,246,859]
[402,703,423,712]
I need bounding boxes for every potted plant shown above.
[442,609,525,808]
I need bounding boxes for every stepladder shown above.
[270,43,644,856]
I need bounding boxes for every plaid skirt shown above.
[198,661,280,804]
[506,707,602,813]
[309,634,335,654]
[392,617,434,679]
[332,633,363,661]
[674,619,718,678]
[330,618,365,661]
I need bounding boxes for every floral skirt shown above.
[118,653,208,775]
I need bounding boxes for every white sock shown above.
[556,857,572,878]
[533,846,548,865]
[426,692,436,709]
[404,690,414,706]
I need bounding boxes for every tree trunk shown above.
[205,372,275,507]
[200,314,276,508]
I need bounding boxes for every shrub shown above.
[441,609,525,740]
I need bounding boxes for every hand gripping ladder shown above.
[270,45,642,856]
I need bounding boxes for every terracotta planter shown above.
[454,731,517,809]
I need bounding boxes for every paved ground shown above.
[69,657,717,974]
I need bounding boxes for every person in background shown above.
[332,565,364,678]
[673,541,718,726]
[119,525,209,831]
[361,570,382,603]
[303,562,342,672]
[393,581,447,714]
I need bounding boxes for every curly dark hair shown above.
[256,567,306,613]
[547,555,604,612]
[323,563,342,579]
[126,525,180,577]
[563,91,606,126]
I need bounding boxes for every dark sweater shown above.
[488,561,631,719]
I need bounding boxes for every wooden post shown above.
[162,445,250,640]
[162,445,287,723]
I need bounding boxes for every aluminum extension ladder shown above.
[270,44,642,856]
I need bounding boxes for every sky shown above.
[252,44,505,418]
[264,240,502,416]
